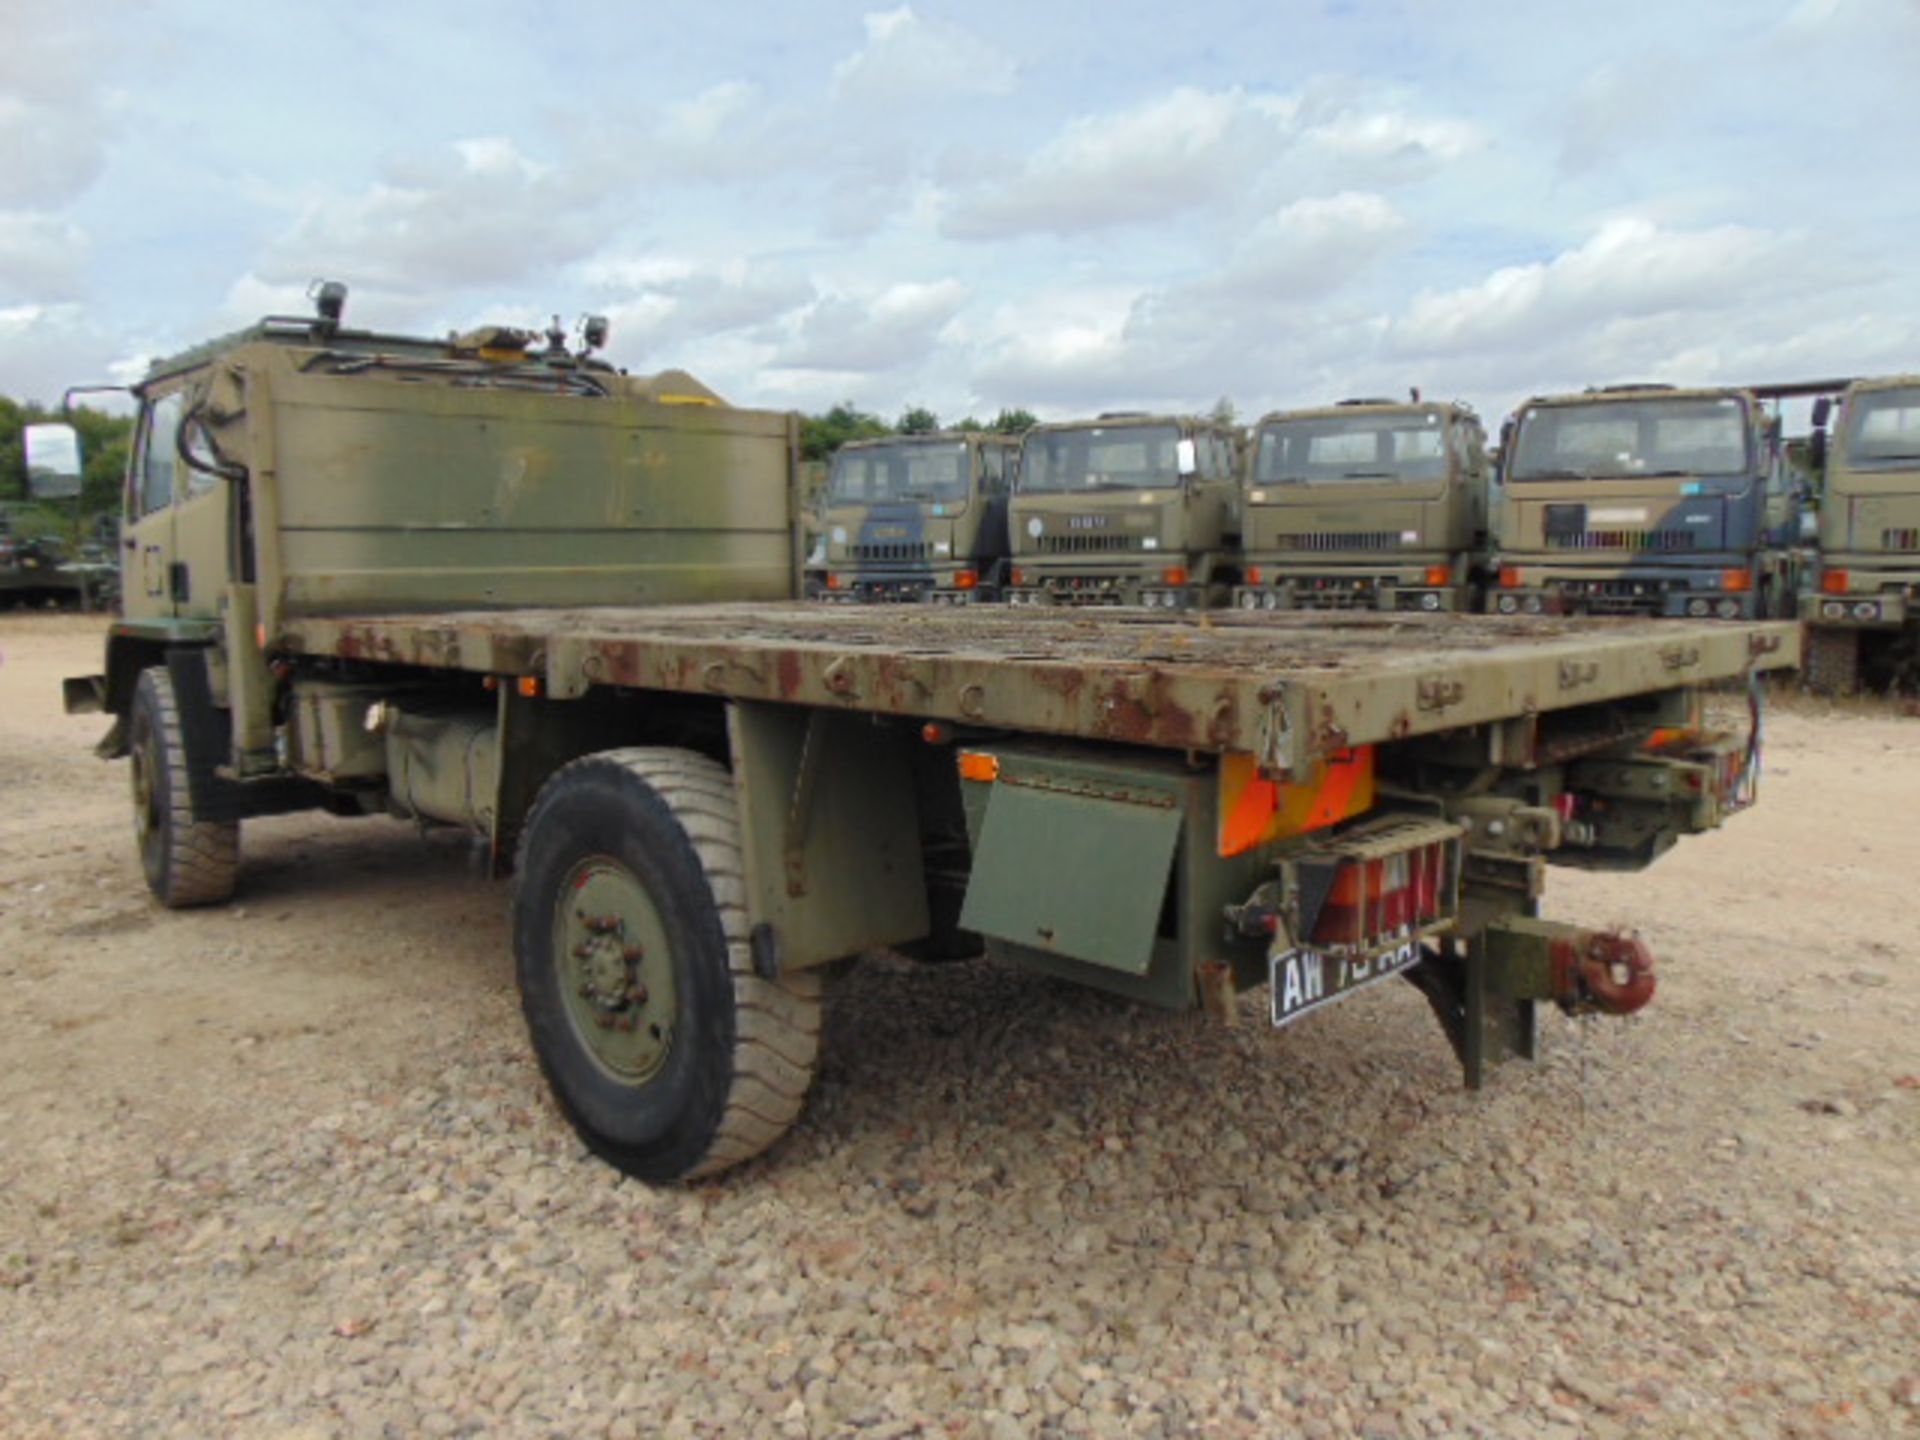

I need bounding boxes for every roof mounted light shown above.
[308,279,348,333]
[580,314,610,355]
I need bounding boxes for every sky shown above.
[2,0,1917,429]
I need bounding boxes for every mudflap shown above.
[164,649,323,822]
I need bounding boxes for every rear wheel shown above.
[1804,626,1861,696]
[512,748,822,1182]
[129,665,239,908]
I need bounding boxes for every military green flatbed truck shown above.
[58,291,1799,1183]
[1234,398,1489,613]
[1797,376,1920,692]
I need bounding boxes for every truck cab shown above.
[1800,375,1920,690]
[816,432,1020,604]
[1005,414,1240,608]
[1232,398,1488,613]
[1490,384,1798,620]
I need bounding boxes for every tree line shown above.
[799,403,1038,462]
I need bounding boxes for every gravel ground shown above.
[1,613,1916,1439]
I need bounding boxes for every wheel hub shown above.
[556,860,675,1082]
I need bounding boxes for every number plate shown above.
[1269,938,1424,1028]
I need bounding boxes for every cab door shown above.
[123,390,184,621]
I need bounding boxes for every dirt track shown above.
[1,613,1916,1438]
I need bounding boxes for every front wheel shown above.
[512,748,822,1182]
[129,665,239,907]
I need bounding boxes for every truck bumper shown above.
[815,566,987,605]
[1491,564,1761,619]
[1233,576,1464,613]
[1006,564,1194,609]
[1800,589,1909,629]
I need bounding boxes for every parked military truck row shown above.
[30,289,1807,1183]
[814,378,1920,692]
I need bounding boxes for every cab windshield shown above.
[1254,412,1446,484]
[1020,424,1181,492]
[1842,386,1920,469]
[1509,397,1751,481]
[828,441,971,503]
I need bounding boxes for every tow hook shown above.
[1551,929,1655,1016]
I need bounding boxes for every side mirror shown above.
[1175,437,1198,478]
[1810,397,1832,429]
[23,423,83,499]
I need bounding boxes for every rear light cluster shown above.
[1296,815,1463,955]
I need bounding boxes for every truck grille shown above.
[1882,528,1920,551]
[852,541,933,562]
[1273,532,1402,552]
[1035,534,1144,554]
[1545,529,1697,552]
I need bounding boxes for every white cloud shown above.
[966,192,1409,412]
[1395,217,1796,355]
[0,23,118,209]
[831,7,1016,105]
[585,257,815,360]
[942,87,1286,240]
[0,214,89,302]
[0,304,122,404]
[773,278,968,373]
[1306,110,1479,163]
[259,138,600,292]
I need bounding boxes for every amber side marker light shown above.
[957,751,1000,782]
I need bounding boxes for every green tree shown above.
[1208,396,1237,427]
[799,401,892,462]
[989,407,1037,434]
[897,405,940,435]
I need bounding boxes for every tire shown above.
[128,665,239,908]
[1804,626,1860,696]
[512,748,822,1183]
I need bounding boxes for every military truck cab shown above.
[1006,414,1240,608]
[1232,399,1488,613]
[1799,376,1920,691]
[816,432,1019,604]
[1490,385,1799,620]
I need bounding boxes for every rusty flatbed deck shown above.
[283,605,1799,772]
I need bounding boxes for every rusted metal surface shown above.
[1551,929,1657,1016]
[278,605,1801,773]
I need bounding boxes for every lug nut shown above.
[622,944,644,962]
[626,984,648,1005]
